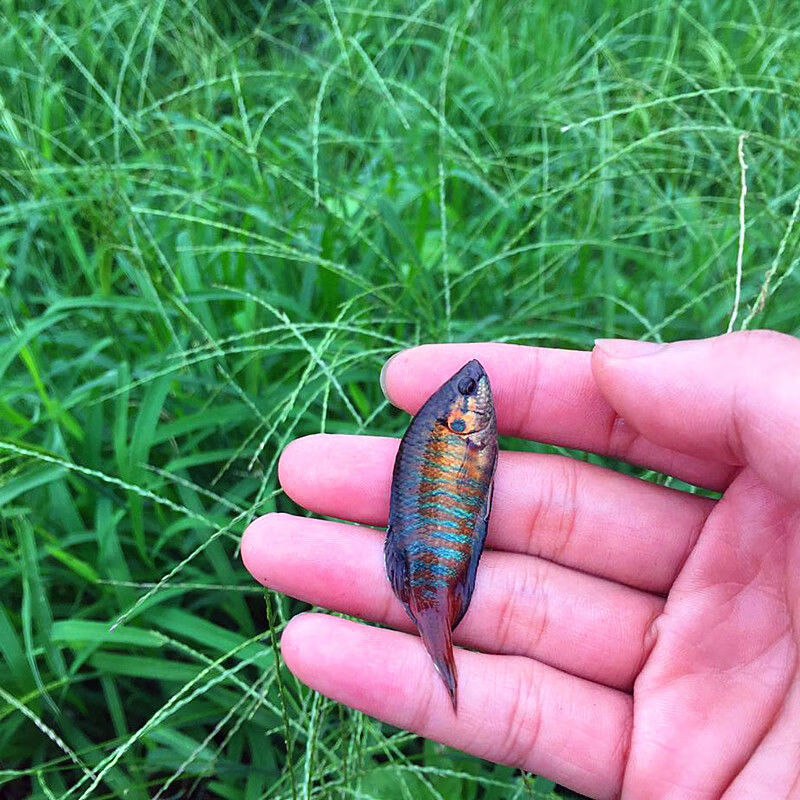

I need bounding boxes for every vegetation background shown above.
[2,0,799,797]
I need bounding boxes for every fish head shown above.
[439,360,495,438]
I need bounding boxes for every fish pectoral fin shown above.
[384,526,413,619]
[450,481,493,630]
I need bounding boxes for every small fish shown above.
[385,359,498,711]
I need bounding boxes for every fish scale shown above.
[384,359,498,711]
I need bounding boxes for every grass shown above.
[1,0,799,797]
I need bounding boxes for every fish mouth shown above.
[452,359,486,380]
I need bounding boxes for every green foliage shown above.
[1,0,799,797]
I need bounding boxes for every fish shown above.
[384,359,498,711]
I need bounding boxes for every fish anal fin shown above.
[450,481,493,630]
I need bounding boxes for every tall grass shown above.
[1,0,799,797]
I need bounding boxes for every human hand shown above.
[241,331,800,800]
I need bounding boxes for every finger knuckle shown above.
[494,558,548,657]
[497,663,542,767]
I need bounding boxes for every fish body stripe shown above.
[422,448,462,464]
[417,578,448,591]
[401,525,473,546]
[418,484,485,499]
[405,541,466,561]
[418,460,465,476]
[427,547,469,563]
[417,501,476,520]
[419,458,487,481]
[421,456,466,473]
[425,529,474,545]
[417,473,486,490]
[413,562,460,578]
[409,516,462,530]
[431,547,469,562]
[418,488,463,504]
[418,489,484,509]
[408,540,470,586]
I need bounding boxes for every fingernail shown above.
[593,338,664,358]
[380,352,399,400]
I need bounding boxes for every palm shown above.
[627,471,799,798]
[242,337,800,800]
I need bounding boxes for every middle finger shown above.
[279,433,714,593]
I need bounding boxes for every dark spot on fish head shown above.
[446,406,484,436]
[439,359,496,436]
[457,377,477,396]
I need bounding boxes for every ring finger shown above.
[242,513,663,690]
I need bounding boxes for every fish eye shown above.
[457,377,477,395]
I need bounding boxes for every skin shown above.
[241,330,800,800]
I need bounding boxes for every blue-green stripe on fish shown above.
[418,473,486,490]
[419,484,485,504]
[412,515,463,530]
[426,529,474,545]
[405,541,465,560]
[417,501,477,519]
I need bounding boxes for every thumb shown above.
[591,330,800,501]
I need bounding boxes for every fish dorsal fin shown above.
[384,526,414,622]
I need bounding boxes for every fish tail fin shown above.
[412,604,458,711]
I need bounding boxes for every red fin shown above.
[411,602,458,711]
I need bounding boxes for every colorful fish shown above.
[385,359,498,711]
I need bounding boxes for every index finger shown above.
[382,343,734,490]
